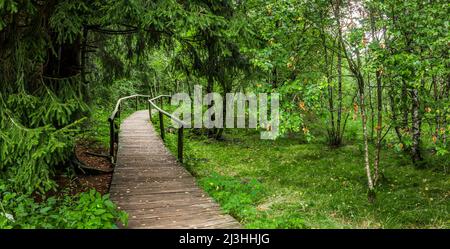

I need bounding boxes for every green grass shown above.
[153,113,449,228]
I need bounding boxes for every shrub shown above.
[0,187,127,229]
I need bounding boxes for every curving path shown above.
[109,110,240,228]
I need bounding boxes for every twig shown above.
[86,151,110,158]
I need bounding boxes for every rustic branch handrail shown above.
[108,94,152,163]
[148,95,188,127]
[148,95,187,163]
[108,94,187,164]
[108,94,152,122]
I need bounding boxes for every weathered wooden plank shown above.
[115,195,207,202]
[110,180,198,189]
[127,214,239,228]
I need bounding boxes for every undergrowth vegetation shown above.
[0,186,127,229]
[154,113,449,228]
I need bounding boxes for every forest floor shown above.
[50,140,113,198]
[73,140,113,194]
[61,105,140,198]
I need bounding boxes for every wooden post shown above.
[109,119,115,163]
[178,127,183,163]
[118,103,121,123]
[115,122,119,147]
[159,111,165,141]
[136,96,139,111]
[148,99,152,120]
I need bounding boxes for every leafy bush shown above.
[0,187,127,229]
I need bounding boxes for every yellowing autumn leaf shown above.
[298,101,307,111]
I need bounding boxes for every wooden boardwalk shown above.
[109,110,240,228]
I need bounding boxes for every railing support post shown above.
[118,104,121,123]
[136,97,138,111]
[109,119,115,163]
[178,127,183,163]
[159,111,165,141]
[148,99,152,120]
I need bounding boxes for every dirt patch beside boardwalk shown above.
[50,141,114,197]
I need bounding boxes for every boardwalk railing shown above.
[148,95,188,163]
[108,94,188,164]
[108,94,152,163]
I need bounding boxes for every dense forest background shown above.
[0,0,448,228]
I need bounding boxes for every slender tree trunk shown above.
[321,30,336,145]
[186,77,192,97]
[368,75,375,141]
[272,67,278,89]
[373,69,382,185]
[411,85,424,167]
[339,6,375,201]
[401,80,409,131]
[370,8,382,185]
[81,26,90,103]
[335,1,343,145]
[342,43,375,202]
[215,84,230,140]
[327,67,336,144]
[206,36,217,137]
[358,74,375,201]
